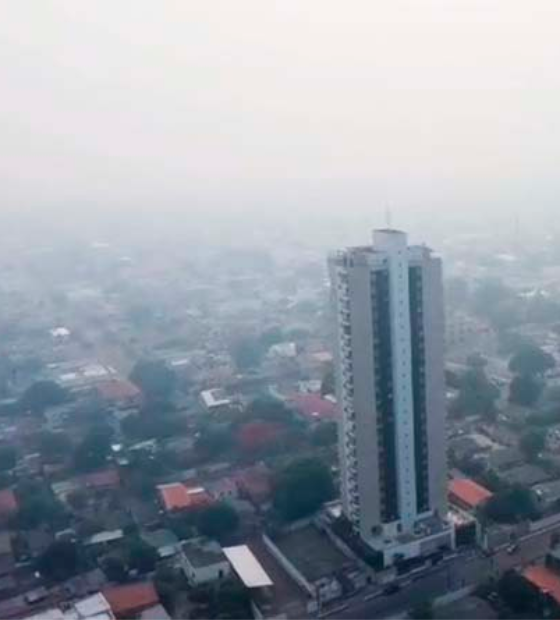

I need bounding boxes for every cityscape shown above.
[0,224,560,619]
[4,2,560,619]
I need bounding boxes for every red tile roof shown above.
[290,394,337,420]
[0,490,17,517]
[235,465,272,505]
[79,468,120,489]
[96,379,142,403]
[157,483,213,512]
[449,478,493,509]
[523,565,560,604]
[103,582,159,618]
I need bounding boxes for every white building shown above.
[329,230,453,565]
[179,537,231,585]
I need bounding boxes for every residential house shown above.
[102,583,159,619]
[179,538,231,586]
[448,479,493,513]
[157,484,213,514]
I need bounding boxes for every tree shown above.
[15,480,68,530]
[230,337,263,371]
[321,363,335,397]
[38,431,72,464]
[237,421,284,454]
[519,429,546,461]
[101,556,127,583]
[498,570,540,613]
[450,366,499,419]
[408,600,434,620]
[74,425,113,472]
[127,539,158,574]
[20,381,67,414]
[195,427,233,459]
[509,374,543,407]
[509,344,556,377]
[483,486,538,523]
[198,503,240,541]
[0,445,16,472]
[130,359,176,402]
[37,540,80,581]
[245,397,296,425]
[311,422,338,447]
[273,457,335,521]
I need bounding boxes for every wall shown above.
[262,534,315,598]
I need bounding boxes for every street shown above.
[329,523,560,619]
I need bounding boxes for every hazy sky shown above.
[2,1,560,227]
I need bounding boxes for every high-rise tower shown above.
[329,230,450,556]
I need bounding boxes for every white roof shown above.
[73,593,112,618]
[200,389,231,409]
[22,609,65,620]
[139,605,171,620]
[84,529,124,546]
[223,545,273,589]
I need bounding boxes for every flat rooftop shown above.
[181,538,226,569]
[271,525,350,583]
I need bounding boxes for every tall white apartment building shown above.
[329,230,452,563]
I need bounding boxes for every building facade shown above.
[329,229,448,547]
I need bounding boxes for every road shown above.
[329,523,560,619]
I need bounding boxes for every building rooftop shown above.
[270,524,351,583]
[289,394,337,421]
[157,483,213,512]
[102,583,158,618]
[523,565,560,605]
[223,545,273,589]
[449,478,493,509]
[200,389,231,409]
[181,537,227,569]
[0,489,18,517]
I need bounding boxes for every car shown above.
[506,544,519,554]
[382,583,402,596]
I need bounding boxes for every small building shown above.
[200,389,232,412]
[157,483,213,514]
[448,478,493,512]
[0,489,18,524]
[0,532,15,576]
[95,380,143,410]
[235,464,272,508]
[102,582,159,619]
[84,530,124,550]
[289,394,337,422]
[522,565,560,613]
[140,529,179,559]
[139,604,171,620]
[533,479,560,512]
[179,537,231,585]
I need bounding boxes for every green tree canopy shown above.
[509,344,556,377]
[197,502,240,541]
[498,570,540,613]
[20,381,67,414]
[483,486,538,523]
[38,431,72,464]
[450,366,500,419]
[408,600,434,620]
[127,538,159,574]
[320,363,335,397]
[273,457,335,521]
[130,359,176,402]
[37,540,81,582]
[230,337,263,371]
[311,422,338,447]
[0,445,17,472]
[73,425,113,472]
[509,373,544,407]
[519,429,546,461]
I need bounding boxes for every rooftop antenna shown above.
[385,205,393,229]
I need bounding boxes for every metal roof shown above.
[223,545,273,589]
